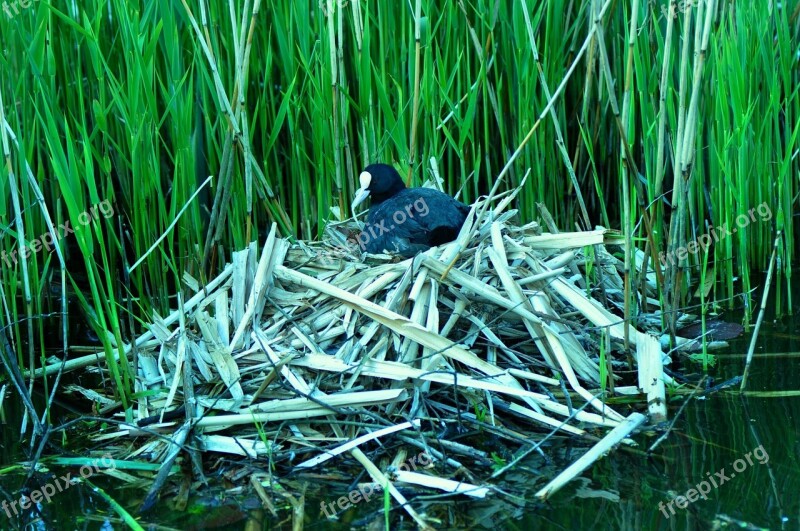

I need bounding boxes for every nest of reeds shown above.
[91,188,673,526]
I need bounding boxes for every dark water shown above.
[1,303,797,530]
[511,316,799,531]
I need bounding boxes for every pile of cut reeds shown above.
[67,187,675,526]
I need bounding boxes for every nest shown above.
[63,190,673,526]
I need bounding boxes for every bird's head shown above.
[351,164,406,209]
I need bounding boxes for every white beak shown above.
[351,188,370,210]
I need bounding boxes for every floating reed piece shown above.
[60,189,679,519]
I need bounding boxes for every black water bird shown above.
[351,164,470,257]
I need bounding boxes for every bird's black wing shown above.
[361,200,433,256]
[405,190,469,246]
[360,188,470,256]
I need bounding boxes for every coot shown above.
[351,164,470,256]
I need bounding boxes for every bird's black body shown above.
[352,164,470,257]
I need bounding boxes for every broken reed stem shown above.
[741,230,781,392]
[666,0,717,334]
[407,0,423,186]
[337,2,356,218]
[664,0,694,339]
[328,0,344,215]
[650,0,678,329]
[592,2,666,353]
[619,0,638,355]
[654,0,678,201]
[604,15,666,283]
